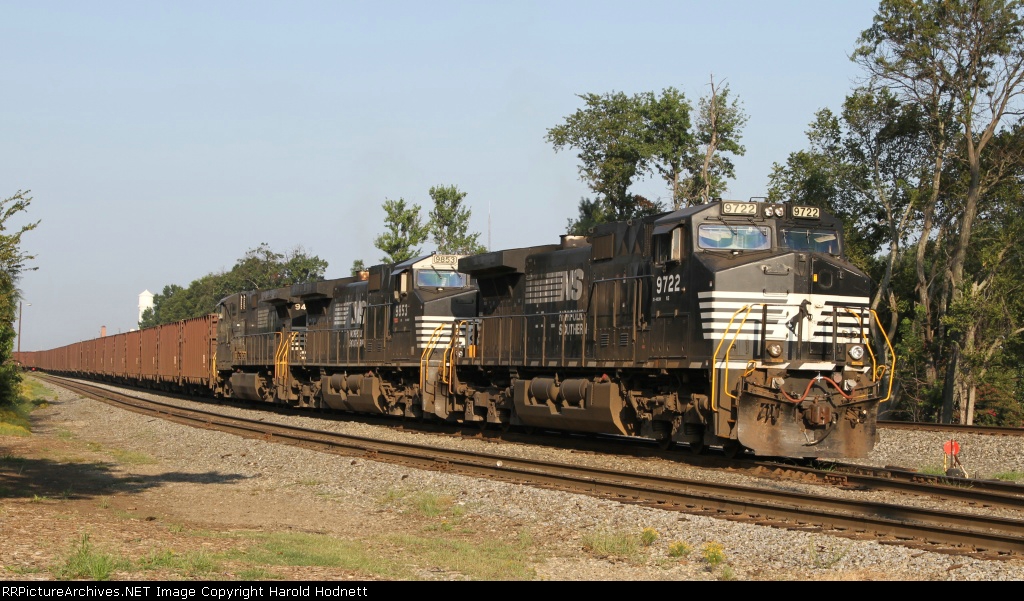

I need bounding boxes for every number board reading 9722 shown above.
[791,206,821,219]
[721,201,757,216]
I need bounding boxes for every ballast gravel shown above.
[5,377,1024,581]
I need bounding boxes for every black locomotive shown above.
[212,199,893,458]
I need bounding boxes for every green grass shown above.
[109,448,156,465]
[0,379,55,436]
[992,471,1024,482]
[223,531,411,579]
[137,549,220,577]
[22,378,56,404]
[581,528,641,561]
[53,534,130,581]
[389,531,536,580]
[236,567,278,580]
[379,488,468,529]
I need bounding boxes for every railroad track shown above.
[879,420,1024,437]
[38,374,1024,560]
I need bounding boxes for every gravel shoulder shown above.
[2,376,1024,581]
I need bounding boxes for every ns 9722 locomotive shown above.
[24,199,893,459]
[448,198,894,458]
[212,198,892,459]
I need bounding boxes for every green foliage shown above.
[850,0,1024,424]
[139,243,328,328]
[136,549,219,577]
[680,78,748,206]
[427,184,486,255]
[374,198,429,264]
[643,87,695,208]
[547,91,655,227]
[549,82,747,232]
[0,190,38,407]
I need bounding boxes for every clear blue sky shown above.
[2,1,880,350]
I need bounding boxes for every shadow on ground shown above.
[0,455,247,500]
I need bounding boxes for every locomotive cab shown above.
[683,200,891,457]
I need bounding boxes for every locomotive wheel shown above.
[657,433,674,451]
[689,438,706,455]
[722,441,743,459]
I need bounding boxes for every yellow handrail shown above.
[869,310,897,403]
[419,323,448,392]
[274,331,295,387]
[723,306,758,400]
[844,308,879,381]
[710,305,751,412]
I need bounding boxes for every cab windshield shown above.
[415,269,468,289]
[779,227,840,254]
[697,224,771,251]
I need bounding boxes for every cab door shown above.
[649,226,690,360]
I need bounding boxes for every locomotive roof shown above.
[459,244,561,277]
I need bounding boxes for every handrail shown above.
[710,305,752,412]
[443,320,469,393]
[723,305,759,400]
[419,323,448,392]
[844,308,879,381]
[869,309,897,403]
[273,331,295,388]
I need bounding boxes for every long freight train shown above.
[18,199,894,458]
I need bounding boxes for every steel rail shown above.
[752,460,1024,510]
[42,375,1024,558]
[879,420,1024,437]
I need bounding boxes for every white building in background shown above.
[138,290,154,324]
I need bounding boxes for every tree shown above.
[374,198,429,264]
[686,77,749,206]
[642,87,695,209]
[427,185,486,255]
[139,244,328,328]
[547,91,662,231]
[350,259,366,276]
[769,88,930,322]
[548,83,748,231]
[854,0,1024,423]
[0,190,38,405]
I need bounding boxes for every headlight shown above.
[766,342,783,358]
[848,345,865,361]
[764,206,773,217]
[774,206,785,217]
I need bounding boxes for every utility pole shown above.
[17,301,29,355]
